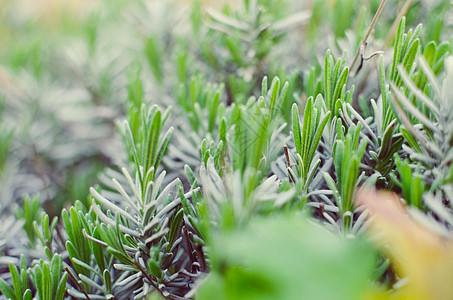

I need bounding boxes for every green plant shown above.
[289,98,331,196]
[204,0,309,101]
[323,123,368,233]
[16,195,42,247]
[1,0,453,299]
[29,255,68,300]
[0,255,67,300]
[0,258,31,300]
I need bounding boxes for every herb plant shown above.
[1,0,453,299]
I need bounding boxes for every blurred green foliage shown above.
[198,215,376,300]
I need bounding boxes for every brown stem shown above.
[195,244,208,273]
[283,144,293,183]
[132,259,160,294]
[352,0,414,107]
[350,0,387,74]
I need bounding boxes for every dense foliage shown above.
[1,0,453,299]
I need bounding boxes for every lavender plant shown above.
[1,0,453,299]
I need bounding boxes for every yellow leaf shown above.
[357,189,453,300]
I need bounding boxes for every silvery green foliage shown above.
[22,79,115,193]
[89,167,204,300]
[0,0,143,216]
[163,78,225,181]
[278,19,450,237]
[0,253,67,300]
[0,201,68,300]
[0,172,50,287]
[192,76,295,228]
[0,45,122,213]
[205,0,309,75]
[200,157,294,227]
[148,0,306,182]
[390,54,453,230]
[2,0,453,298]
[60,201,120,300]
[271,51,368,235]
[392,56,453,182]
[64,103,206,300]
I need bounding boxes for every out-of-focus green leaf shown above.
[197,215,376,300]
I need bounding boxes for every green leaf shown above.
[334,140,344,187]
[378,121,397,159]
[144,109,161,173]
[66,241,86,278]
[301,96,313,163]
[0,277,16,300]
[42,263,51,300]
[292,104,302,156]
[208,90,222,132]
[103,269,112,294]
[184,165,197,186]
[391,17,406,82]
[144,36,163,84]
[32,265,43,300]
[9,263,22,300]
[379,55,387,105]
[23,289,32,300]
[180,186,195,218]
[148,259,162,279]
[198,215,376,300]
[55,273,68,300]
[33,220,44,246]
[225,36,244,66]
[167,208,184,247]
[324,50,333,111]
[107,247,134,266]
[20,258,28,296]
[50,255,62,298]
[90,227,106,272]
[79,274,105,293]
[72,257,101,279]
[332,67,349,104]
[127,65,143,108]
[268,77,280,118]
[396,38,419,86]
[323,172,338,196]
[307,111,331,169]
[219,117,227,145]
[122,120,142,174]
[400,126,422,153]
